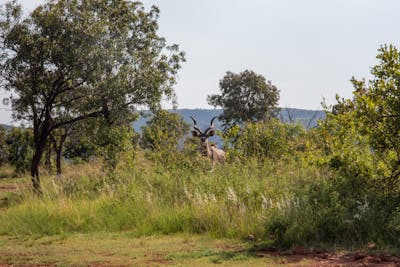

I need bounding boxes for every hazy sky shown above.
[2,0,400,110]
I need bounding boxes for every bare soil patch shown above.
[0,185,17,192]
[1,234,400,266]
[256,247,400,266]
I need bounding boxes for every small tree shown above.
[351,44,400,183]
[311,45,400,212]
[207,70,280,129]
[141,110,189,157]
[90,119,138,172]
[6,127,33,174]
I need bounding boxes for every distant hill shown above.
[0,107,325,147]
[0,124,12,130]
[277,108,326,128]
[0,108,324,133]
[134,108,325,147]
[133,108,325,133]
[0,108,325,148]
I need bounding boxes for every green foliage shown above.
[63,115,140,175]
[0,0,184,188]
[207,70,280,129]
[0,0,184,121]
[104,127,136,171]
[0,126,8,165]
[5,127,33,174]
[351,44,400,183]
[93,123,137,172]
[290,45,400,247]
[64,133,96,162]
[141,110,189,163]
[309,45,400,223]
[316,99,377,181]
[222,120,305,160]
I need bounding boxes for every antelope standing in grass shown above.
[190,116,226,163]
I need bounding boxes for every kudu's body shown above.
[190,116,226,163]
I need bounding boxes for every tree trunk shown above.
[31,125,50,194]
[45,144,52,173]
[30,146,45,194]
[55,147,62,176]
[51,130,69,178]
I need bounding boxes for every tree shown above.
[89,117,138,172]
[351,44,400,183]
[49,123,72,176]
[0,0,184,192]
[207,70,280,129]
[315,44,400,199]
[141,110,189,152]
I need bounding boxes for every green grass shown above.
[0,232,315,266]
[0,152,398,250]
[0,166,27,210]
[0,158,321,239]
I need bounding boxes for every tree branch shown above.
[50,110,104,130]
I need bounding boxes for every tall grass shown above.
[0,154,399,248]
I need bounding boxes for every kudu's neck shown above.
[200,139,212,157]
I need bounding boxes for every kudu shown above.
[190,116,226,163]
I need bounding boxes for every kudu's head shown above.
[190,116,217,145]
[190,116,226,163]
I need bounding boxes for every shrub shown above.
[5,127,33,174]
[141,110,189,165]
[223,119,305,160]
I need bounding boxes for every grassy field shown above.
[2,232,399,266]
[0,232,318,266]
[0,153,399,266]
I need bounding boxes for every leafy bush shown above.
[64,134,97,162]
[0,126,8,165]
[222,119,305,160]
[141,110,189,164]
[5,127,33,174]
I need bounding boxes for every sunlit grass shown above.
[0,155,324,242]
[0,152,397,249]
[0,232,314,266]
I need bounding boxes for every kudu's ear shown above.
[192,130,200,137]
[207,130,215,136]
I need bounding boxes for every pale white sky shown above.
[2,0,400,110]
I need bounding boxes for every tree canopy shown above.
[141,110,189,152]
[351,44,400,182]
[207,70,280,130]
[0,0,184,191]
